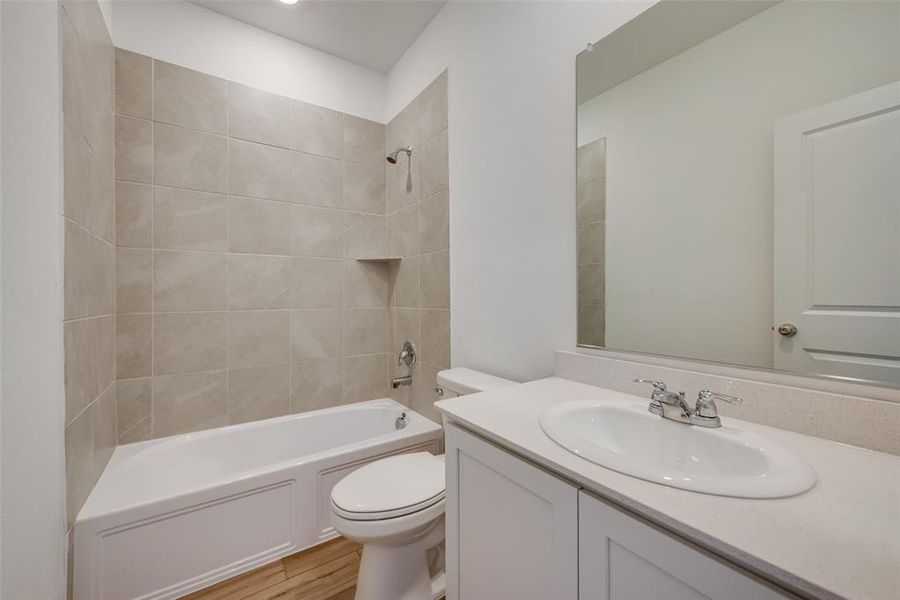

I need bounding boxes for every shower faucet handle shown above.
[398,341,417,368]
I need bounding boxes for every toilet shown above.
[330,368,516,600]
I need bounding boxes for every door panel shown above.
[774,81,900,384]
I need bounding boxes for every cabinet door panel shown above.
[446,425,578,600]
[579,491,794,600]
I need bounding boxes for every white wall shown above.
[0,2,68,598]
[386,1,652,381]
[578,0,899,368]
[110,0,387,122]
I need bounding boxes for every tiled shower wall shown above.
[114,51,450,439]
[576,138,606,347]
[61,0,117,525]
[386,73,451,423]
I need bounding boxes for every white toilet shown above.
[330,368,516,600]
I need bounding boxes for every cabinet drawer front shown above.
[579,491,795,600]
[446,425,579,600]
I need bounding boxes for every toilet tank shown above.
[435,368,517,398]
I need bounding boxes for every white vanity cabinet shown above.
[444,424,579,600]
[579,491,794,600]
[445,424,796,600]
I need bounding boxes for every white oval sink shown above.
[540,399,816,498]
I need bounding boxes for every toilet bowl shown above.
[330,368,516,600]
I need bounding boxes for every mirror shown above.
[576,0,900,388]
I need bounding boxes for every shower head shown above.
[386,146,412,164]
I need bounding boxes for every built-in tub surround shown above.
[74,399,441,599]
[113,51,450,439]
[61,0,117,526]
[576,137,606,347]
[386,71,450,423]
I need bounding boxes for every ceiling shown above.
[190,0,447,73]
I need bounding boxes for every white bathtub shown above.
[73,398,442,600]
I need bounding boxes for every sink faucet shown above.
[633,379,741,428]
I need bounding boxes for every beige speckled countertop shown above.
[435,377,900,600]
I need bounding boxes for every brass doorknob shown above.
[777,323,798,337]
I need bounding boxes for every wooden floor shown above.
[182,537,362,600]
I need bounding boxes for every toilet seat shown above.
[331,452,446,521]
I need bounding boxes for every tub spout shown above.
[392,375,412,388]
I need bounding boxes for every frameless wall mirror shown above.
[576,0,900,388]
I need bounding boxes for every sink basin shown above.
[540,398,816,498]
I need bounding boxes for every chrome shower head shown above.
[387,146,412,164]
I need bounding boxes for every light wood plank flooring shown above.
[182,537,361,600]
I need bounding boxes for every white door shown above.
[444,424,578,600]
[578,491,795,600]
[774,81,900,384]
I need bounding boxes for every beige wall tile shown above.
[389,257,419,308]
[291,358,342,412]
[119,416,151,444]
[387,97,418,153]
[61,7,85,134]
[292,152,341,209]
[344,260,389,308]
[343,164,385,215]
[291,100,342,159]
[416,71,448,143]
[342,115,385,167]
[421,309,450,368]
[65,221,115,320]
[154,312,227,375]
[228,82,293,148]
[577,263,605,307]
[116,248,152,313]
[343,212,386,258]
[577,222,605,265]
[115,48,151,119]
[228,365,290,424]
[116,181,152,248]
[419,250,450,309]
[115,115,152,183]
[229,254,292,310]
[228,310,289,368]
[153,370,227,436]
[387,151,419,213]
[389,204,417,257]
[154,250,227,311]
[92,385,117,473]
[116,377,151,437]
[577,307,605,348]
[343,308,388,356]
[291,205,342,257]
[65,315,115,422]
[577,178,605,225]
[342,354,389,403]
[411,363,443,423]
[292,258,343,308]
[229,196,292,255]
[290,309,342,360]
[117,314,152,379]
[154,186,227,251]
[577,138,606,185]
[391,307,421,353]
[229,138,294,201]
[418,190,449,253]
[154,123,227,193]
[153,60,226,134]
[64,118,115,242]
[65,405,94,525]
[418,129,448,199]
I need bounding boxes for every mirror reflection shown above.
[576,0,900,387]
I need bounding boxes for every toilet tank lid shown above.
[436,368,517,395]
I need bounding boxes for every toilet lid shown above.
[331,452,445,518]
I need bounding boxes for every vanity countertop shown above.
[435,377,900,600]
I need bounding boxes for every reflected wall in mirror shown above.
[576,0,900,388]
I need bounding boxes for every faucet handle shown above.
[633,378,667,391]
[695,390,742,418]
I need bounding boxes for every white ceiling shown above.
[189,0,446,73]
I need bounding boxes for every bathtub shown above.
[73,398,442,600]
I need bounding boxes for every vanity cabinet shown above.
[444,424,579,600]
[579,491,794,600]
[445,424,795,600]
